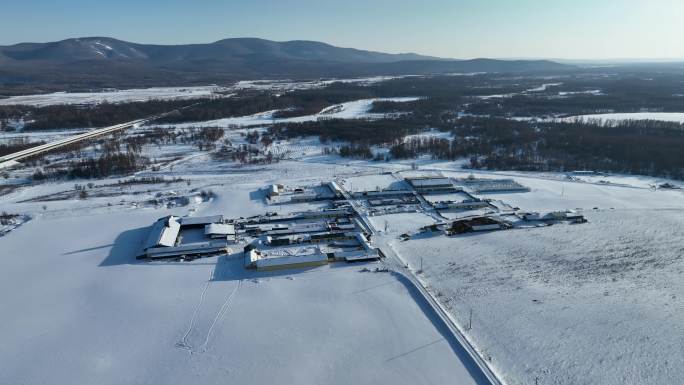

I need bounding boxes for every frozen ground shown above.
[0,86,231,106]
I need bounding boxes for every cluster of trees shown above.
[213,144,278,165]
[0,211,19,225]
[120,126,224,152]
[17,100,191,130]
[32,151,148,181]
[270,118,423,145]
[390,137,457,160]
[338,144,373,159]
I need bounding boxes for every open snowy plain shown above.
[0,159,491,385]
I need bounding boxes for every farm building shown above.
[267,184,283,197]
[139,216,181,255]
[178,215,224,227]
[245,245,329,271]
[136,215,232,260]
[205,223,237,243]
[447,217,511,235]
[426,191,490,210]
[353,190,414,198]
[521,211,587,223]
[406,177,461,193]
[458,178,530,193]
[146,241,229,260]
[268,183,336,204]
[266,234,308,246]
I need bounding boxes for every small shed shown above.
[268,184,281,197]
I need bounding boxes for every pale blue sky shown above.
[2,0,683,59]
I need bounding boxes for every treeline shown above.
[390,137,457,159]
[156,93,281,123]
[338,145,374,159]
[388,117,684,179]
[15,99,191,130]
[0,139,45,157]
[33,151,149,180]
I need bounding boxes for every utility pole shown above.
[468,309,473,331]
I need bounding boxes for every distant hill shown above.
[0,37,575,93]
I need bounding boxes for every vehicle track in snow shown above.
[175,267,214,354]
[201,279,242,353]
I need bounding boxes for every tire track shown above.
[175,267,214,354]
[201,279,242,353]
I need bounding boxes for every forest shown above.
[4,71,684,130]
[274,115,684,179]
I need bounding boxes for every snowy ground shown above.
[564,112,684,124]
[0,86,231,106]
[0,161,489,385]
[0,223,477,384]
[232,76,407,92]
[387,172,684,385]
[0,76,409,107]
[166,97,421,128]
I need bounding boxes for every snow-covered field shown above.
[387,172,684,385]
[0,76,410,107]
[167,97,421,128]
[0,86,231,106]
[564,112,684,124]
[233,76,407,92]
[0,162,489,385]
[393,209,684,385]
[0,221,475,384]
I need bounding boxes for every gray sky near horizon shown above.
[2,0,683,60]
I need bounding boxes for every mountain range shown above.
[0,37,574,93]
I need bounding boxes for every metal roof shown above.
[142,216,180,251]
